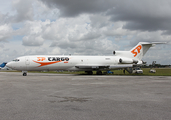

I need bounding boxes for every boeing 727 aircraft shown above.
[6,42,165,76]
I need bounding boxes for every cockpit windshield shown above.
[12,59,20,62]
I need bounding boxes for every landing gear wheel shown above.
[86,71,93,75]
[96,71,102,75]
[23,72,27,76]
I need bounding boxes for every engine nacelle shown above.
[113,51,136,59]
[137,60,143,64]
[119,58,138,64]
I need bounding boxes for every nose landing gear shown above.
[22,71,27,76]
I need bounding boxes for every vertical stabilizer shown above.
[130,42,166,60]
[114,42,166,61]
[0,62,7,68]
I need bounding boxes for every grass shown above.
[142,68,171,76]
[1,68,171,76]
[109,68,171,76]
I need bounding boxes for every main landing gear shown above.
[85,71,103,75]
[96,71,102,75]
[85,71,93,75]
[22,71,27,76]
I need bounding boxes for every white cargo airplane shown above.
[6,42,165,76]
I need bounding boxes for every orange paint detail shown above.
[33,60,62,67]
[37,57,46,61]
[64,61,68,63]
[131,45,142,57]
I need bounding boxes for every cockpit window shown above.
[13,59,20,62]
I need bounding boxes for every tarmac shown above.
[0,72,171,120]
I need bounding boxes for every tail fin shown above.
[130,42,166,60]
[114,42,166,61]
[0,62,7,68]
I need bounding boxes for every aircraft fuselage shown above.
[7,55,132,71]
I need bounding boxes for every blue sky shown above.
[0,0,170,65]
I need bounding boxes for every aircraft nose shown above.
[6,62,13,69]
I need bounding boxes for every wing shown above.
[75,64,134,71]
[75,64,110,70]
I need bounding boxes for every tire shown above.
[23,72,27,76]
[96,71,102,75]
[85,71,93,75]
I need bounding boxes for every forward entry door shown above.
[25,57,30,65]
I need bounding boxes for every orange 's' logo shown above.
[131,45,142,57]
[37,57,46,61]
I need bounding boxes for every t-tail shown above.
[113,42,166,64]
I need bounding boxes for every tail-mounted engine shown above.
[119,58,138,64]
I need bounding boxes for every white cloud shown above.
[22,35,44,46]
[12,0,34,22]
[0,24,13,41]
[32,0,60,21]
[0,0,14,15]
